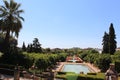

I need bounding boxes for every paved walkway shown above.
[85,62,101,73]
[53,62,64,72]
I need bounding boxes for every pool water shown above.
[62,64,91,74]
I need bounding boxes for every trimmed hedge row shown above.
[87,73,97,75]
[77,73,105,80]
[77,75,104,80]
[57,72,67,75]
[56,72,105,80]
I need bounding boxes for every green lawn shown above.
[66,74,78,80]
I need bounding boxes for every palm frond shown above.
[10,0,14,8]
[12,2,17,10]
[0,6,7,11]
[14,10,24,16]
[17,10,24,13]
[0,6,8,17]
[0,12,7,17]
[16,18,22,29]
[14,4,21,11]
[3,0,9,9]
[18,16,24,21]
[0,8,5,13]
[19,17,24,21]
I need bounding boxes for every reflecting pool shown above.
[62,64,91,74]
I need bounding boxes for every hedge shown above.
[57,72,67,75]
[77,73,105,80]
[87,72,97,75]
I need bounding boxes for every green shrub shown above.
[84,53,99,63]
[79,53,88,61]
[0,51,33,69]
[96,54,112,72]
[115,60,120,73]
[111,51,120,62]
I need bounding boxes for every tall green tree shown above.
[22,42,26,52]
[32,38,42,53]
[0,0,24,52]
[109,23,117,55]
[102,32,109,53]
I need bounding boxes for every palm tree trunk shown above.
[3,15,12,53]
[3,29,10,53]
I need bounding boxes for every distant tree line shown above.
[22,40,99,54]
[22,38,42,53]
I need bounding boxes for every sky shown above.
[1,0,120,49]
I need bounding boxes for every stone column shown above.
[105,63,118,80]
[14,66,20,80]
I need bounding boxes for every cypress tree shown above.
[22,42,26,51]
[102,32,109,53]
[27,44,33,53]
[27,44,30,52]
[109,23,117,55]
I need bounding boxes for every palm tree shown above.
[0,0,24,52]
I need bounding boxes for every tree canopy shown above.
[0,0,24,53]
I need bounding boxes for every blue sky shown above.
[1,0,120,48]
